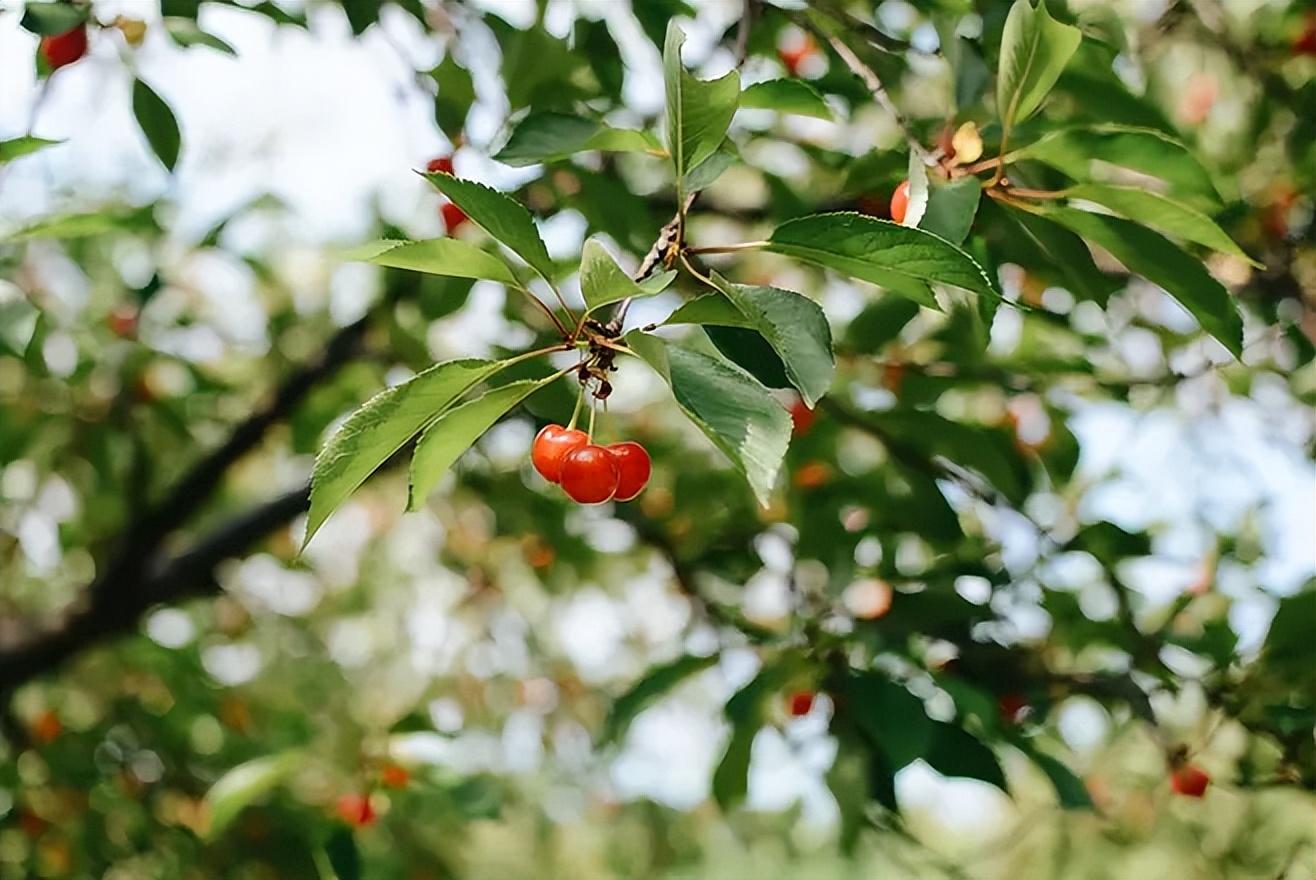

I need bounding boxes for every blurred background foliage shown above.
[0,0,1314,877]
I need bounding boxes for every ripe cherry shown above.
[426,155,455,175]
[335,793,376,827]
[790,397,815,436]
[532,424,588,484]
[1170,764,1210,798]
[379,764,410,789]
[890,180,911,224]
[606,441,651,502]
[40,25,88,71]
[441,202,468,233]
[559,444,620,504]
[787,691,815,717]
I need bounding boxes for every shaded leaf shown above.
[20,2,86,35]
[306,359,508,547]
[601,654,718,744]
[324,828,361,880]
[740,79,833,120]
[625,332,790,506]
[133,79,182,171]
[920,176,982,244]
[664,22,740,191]
[580,239,669,313]
[430,54,475,142]
[1065,184,1258,265]
[164,18,237,53]
[842,672,933,770]
[924,722,1008,790]
[495,112,661,166]
[408,379,550,510]
[1024,747,1094,809]
[204,752,302,840]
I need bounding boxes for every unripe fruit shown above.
[606,441,651,501]
[1170,764,1210,798]
[787,691,815,717]
[335,793,376,827]
[890,180,910,224]
[440,202,468,233]
[559,444,620,504]
[532,424,588,483]
[426,155,455,175]
[40,25,88,70]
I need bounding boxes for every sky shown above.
[1,0,1312,834]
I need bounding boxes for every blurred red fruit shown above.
[380,764,410,789]
[790,398,815,436]
[1170,764,1210,798]
[440,202,468,233]
[107,306,138,339]
[890,180,910,224]
[336,793,376,827]
[41,25,88,70]
[998,692,1027,724]
[787,691,815,717]
[426,155,454,175]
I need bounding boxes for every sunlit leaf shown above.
[997,0,1082,128]
[0,136,61,165]
[422,173,556,284]
[204,752,302,840]
[664,22,740,193]
[740,79,833,120]
[1065,184,1258,265]
[346,239,520,287]
[601,653,718,745]
[495,112,661,166]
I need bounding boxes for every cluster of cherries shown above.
[425,156,470,233]
[532,425,651,505]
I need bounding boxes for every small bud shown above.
[951,122,983,165]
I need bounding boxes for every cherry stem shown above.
[567,379,586,431]
[679,252,719,291]
[1000,185,1068,201]
[587,397,597,442]
[685,241,768,256]
[515,286,569,337]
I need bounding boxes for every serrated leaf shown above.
[997,0,1083,128]
[924,722,1008,790]
[495,112,661,166]
[20,2,86,35]
[920,176,982,244]
[683,142,737,192]
[133,79,181,172]
[408,379,549,510]
[305,359,509,547]
[625,332,790,506]
[1009,124,1220,207]
[601,654,718,745]
[664,22,740,193]
[579,239,662,313]
[670,274,834,406]
[767,212,999,308]
[203,752,302,840]
[1065,184,1258,265]
[346,238,520,287]
[740,79,833,120]
[842,672,933,770]
[422,173,556,284]
[0,136,61,165]
[1031,204,1243,356]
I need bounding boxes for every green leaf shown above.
[203,752,302,840]
[1262,589,1316,673]
[579,239,668,313]
[346,239,520,287]
[341,0,378,35]
[164,18,237,54]
[601,654,719,745]
[767,212,999,308]
[919,176,982,245]
[843,296,921,355]
[705,326,792,390]
[713,655,807,810]
[1009,124,1220,207]
[431,55,475,141]
[683,142,737,192]
[740,79,833,120]
[422,173,556,285]
[408,379,549,510]
[625,332,790,506]
[993,200,1119,303]
[997,0,1083,129]
[305,359,509,547]
[0,136,61,165]
[664,22,741,193]
[495,112,661,166]
[827,736,872,851]
[712,719,755,811]
[1031,205,1243,356]
[924,722,1007,790]
[324,828,361,880]
[1,207,157,243]
[20,2,86,35]
[1023,746,1093,809]
[1065,184,1258,265]
[842,672,932,770]
[671,273,835,406]
[132,79,182,172]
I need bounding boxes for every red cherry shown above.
[1170,764,1210,798]
[1294,15,1316,55]
[606,441,651,502]
[40,25,88,70]
[787,691,815,717]
[559,444,619,504]
[426,155,454,175]
[532,424,588,484]
[379,764,410,789]
[890,180,910,224]
[790,398,815,436]
[335,793,376,827]
[440,202,468,233]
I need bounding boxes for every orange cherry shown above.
[890,180,910,224]
[1170,764,1210,798]
[335,793,376,827]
